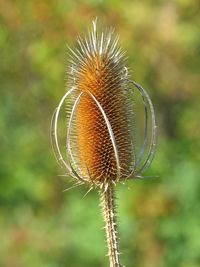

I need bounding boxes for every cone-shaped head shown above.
[66,20,135,186]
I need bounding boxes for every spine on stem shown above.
[100,185,122,267]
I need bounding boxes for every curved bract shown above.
[128,80,158,178]
[50,83,157,187]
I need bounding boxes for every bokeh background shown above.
[0,1,199,267]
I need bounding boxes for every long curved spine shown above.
[130,81,158,175]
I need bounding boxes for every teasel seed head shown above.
[51,19,158,190]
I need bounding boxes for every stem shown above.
[100,184,123,267]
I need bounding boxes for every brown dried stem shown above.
[100,184,123,267]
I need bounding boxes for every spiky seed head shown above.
[51,20,157,189]
[66,20,135,186]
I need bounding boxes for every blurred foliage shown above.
[0,0,200,267]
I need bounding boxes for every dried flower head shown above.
[51,20,157,189]
[50,19,157,267]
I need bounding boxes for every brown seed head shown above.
[51,20,157,189]
[66,21,135,186]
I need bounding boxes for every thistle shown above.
[51,19,157,267]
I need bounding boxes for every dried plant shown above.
[50,19,157,267]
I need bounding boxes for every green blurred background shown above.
[0,0,199,266]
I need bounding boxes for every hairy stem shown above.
[100,184,122,267]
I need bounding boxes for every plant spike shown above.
[50,19,157,267]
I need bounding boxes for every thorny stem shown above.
[100,184,123,267]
